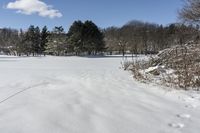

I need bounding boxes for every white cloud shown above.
[6,0,62,18]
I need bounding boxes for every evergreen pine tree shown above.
[45,26,67,56]
[34,26,41,55]
[67,20,105,55]
[41,26,48,55]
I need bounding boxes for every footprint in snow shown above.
[177,114,191,119]
[181,96,200,109]
[169,123,184,129]
[183,97,195,102]
[185,104,197,109]
[189,94,200,99]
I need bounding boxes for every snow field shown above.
[0,55,199,133]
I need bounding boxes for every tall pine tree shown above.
[41,26,48,55]
[67,20,105,55]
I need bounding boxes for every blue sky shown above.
[0,0,183,31]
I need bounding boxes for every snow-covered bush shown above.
[124,43,200,90]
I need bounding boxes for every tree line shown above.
[0,20,105,56]
[104,20,199,56]
[1,21,198,56]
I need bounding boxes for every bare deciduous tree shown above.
[179,0,200,23]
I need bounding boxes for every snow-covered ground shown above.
[0,55,199,133]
